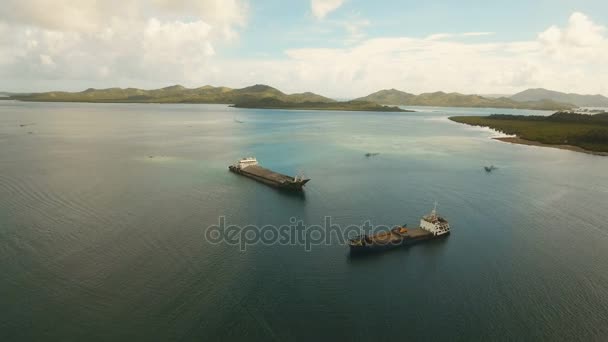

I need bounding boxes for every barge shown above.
[349,203,450,254]
[228,157,310,191]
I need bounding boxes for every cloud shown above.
[539,12,605,49]
[0,0,248,88]
[426,32,495,40]
[342,17,370,43]
[0,7,606,98]
[325,12,370,44]
[0,0,247,38]
[462,32,495,37]
[311,0,346,19]
[209,12,607,97]
[426,33,454,40]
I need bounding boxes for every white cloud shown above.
[0,0,247,38]
[427,32,495,40]
[0,0,248,88]
[539,12,605,52]
[426,33,453,41]
[562,12,605,46]
[324,12,370,44]
[311,0,346,19]
[462,32,495,37]
[0,7,606,98]
[1,0,105,32]
[208,12,607,97]
[343,18,370,41]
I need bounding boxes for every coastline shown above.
[229,104,411,112]
[493,137,608,156]
[5,99,409,112]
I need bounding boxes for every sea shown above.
[1,101,607,341]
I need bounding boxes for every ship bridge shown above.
[420,203,450,236]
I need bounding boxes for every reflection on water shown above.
[1,102,608,340]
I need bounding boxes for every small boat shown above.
[484,165,497,172]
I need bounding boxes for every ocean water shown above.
[1,101,608,341]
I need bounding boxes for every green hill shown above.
[354,89,415,105]
[231,98,409,112]
[12,85,580,111]
[355,89,574,110]
[10,84,408,112]
[410,92,572,110]
[10,84,336,104]
[511,88,608,107]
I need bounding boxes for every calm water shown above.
[1,101,608,341]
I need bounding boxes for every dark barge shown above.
[349,204,450,254]
[229,157,310,191]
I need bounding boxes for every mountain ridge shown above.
[355,89,574,110]
[10,84,336,104]
[8,85,586,111]
[510,88,608,107]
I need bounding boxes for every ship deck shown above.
[241,165,294,183]
[369,231,402,243]
[407,228,434,238]
[361,227,433,244]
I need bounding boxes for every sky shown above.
[1,0,607,97]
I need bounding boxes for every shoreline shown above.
[7,99,567,111]
[229,104,411,112]
[4,99,409,112]
[493,137,608,156]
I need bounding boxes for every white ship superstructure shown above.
[233,157,258,170]
[419,203,450,236]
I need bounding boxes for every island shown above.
[6,84,587,111]
[449,112,608,155]
[510,88,608,107]
[7,84,407,112]
[231,98,409,112]
[354,89,575,111]
[7,84,333,104]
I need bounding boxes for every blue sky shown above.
[227,0,608,56]
[0,0,607,97]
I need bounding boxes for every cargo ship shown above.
[349,203,450,254]
[228,157,310,191]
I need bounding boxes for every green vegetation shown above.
[10,85,581,111]
[13,85,590,111]
[231,98,409,112]
[511,88,608,107]
[354,89,415,105]
[355,89,574,110]
[9,84,335,104]
[450,112,608,152]
[10,84,409,112]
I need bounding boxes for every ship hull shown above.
[229,165,309,191]
[349,230,449,254]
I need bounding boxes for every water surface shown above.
[1,101,607,340]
